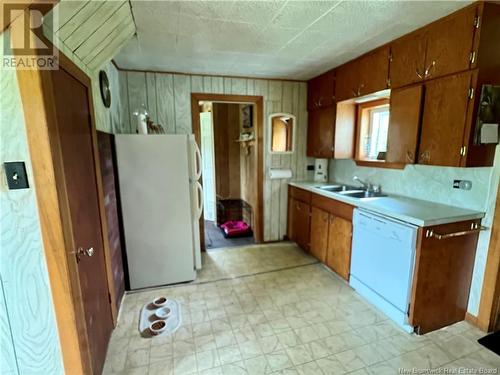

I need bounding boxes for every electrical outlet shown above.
[453,180,472,190]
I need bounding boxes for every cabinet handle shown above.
[406,151,414,163]
[357,84,364,96]
[416,68,424,79]
[351,88,358,97]
[469,51,476,65]
[424,60,436,78]
[318,98,323,107]
[419,150,430,163]
[425,226,486,240]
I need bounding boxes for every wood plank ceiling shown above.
[43,0,136,72]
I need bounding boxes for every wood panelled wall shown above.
[117,70,309,241]
[42,0,135,73]
[213,103,242,200]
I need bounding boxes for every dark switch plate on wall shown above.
[3,162,29,189]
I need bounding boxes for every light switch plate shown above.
[4,162,29,189]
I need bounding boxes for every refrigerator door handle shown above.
[195,181,204,219]
[193,140,202,181]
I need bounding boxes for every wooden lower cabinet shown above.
[310,207,329,262]
[288,197,311,251]
[326,216,353,281]
[288,186,480,334]
[410,219,481,334]
[293,189,354,280]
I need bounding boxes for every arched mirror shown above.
[269,113,296,154]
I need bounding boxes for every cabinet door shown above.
[386,85,423,164]
[287,197,296,241]
[359,46,390,96]
[318,70,335,108]
[389,31,427,88]
[410,220,480,334]
[326,215,352,281]
[308,71,335,110]
[307,77,321,111]
[425,5,477,80]
[336,60,360,102]
[294,200,311,251]
[310,207,329,262]
[307,106,335,158]
[419,71,474,167]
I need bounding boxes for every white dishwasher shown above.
[350,208,418,333]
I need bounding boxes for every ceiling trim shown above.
[111,59,307,83]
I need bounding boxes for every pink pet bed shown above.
[220,220,252,238]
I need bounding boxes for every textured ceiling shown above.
[114,0,472,80]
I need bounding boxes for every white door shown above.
[200,112,217,222]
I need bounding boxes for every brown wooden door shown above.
[418,71,474,167]
[359,46,390,96]
[424,5,478,80]
[389,30,427,88]
[292,200,311,251]
[307,106,335,158]
[310,207,329,262]
[326,215,352,281]
[386,85,424,164]
[336,60,360,102]
[52,68,113,375]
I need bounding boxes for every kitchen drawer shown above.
[311,193,354,221]
[289,186,311,204]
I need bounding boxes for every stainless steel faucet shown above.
[353,176,373,192]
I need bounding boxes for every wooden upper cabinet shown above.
[418,71,476,167]
[307,106,335,158]
[389,30,427,88]
[386,85,423,164]
[336,60,360,102]
[358,46,390,96]
[424,5,478,80]
[307,70,335,111]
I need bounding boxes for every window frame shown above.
[268,113,296,154]
[354,99,390,163]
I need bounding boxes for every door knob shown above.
[71,246,94,261]
[85,247,94,257]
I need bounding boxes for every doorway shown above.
[191,94,264,250]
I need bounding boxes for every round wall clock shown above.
[99,70,111,108]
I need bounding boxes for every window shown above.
[269,113,295,153]
[356,100,390,161]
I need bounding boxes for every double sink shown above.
[315,184,388,200]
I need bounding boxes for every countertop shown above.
[289,181,484,227]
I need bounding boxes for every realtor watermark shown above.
[2,2,58,69]
[399,368,498,374]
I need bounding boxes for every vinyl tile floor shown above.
[103,244,499,375]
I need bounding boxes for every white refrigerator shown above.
[115,134,203,290]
